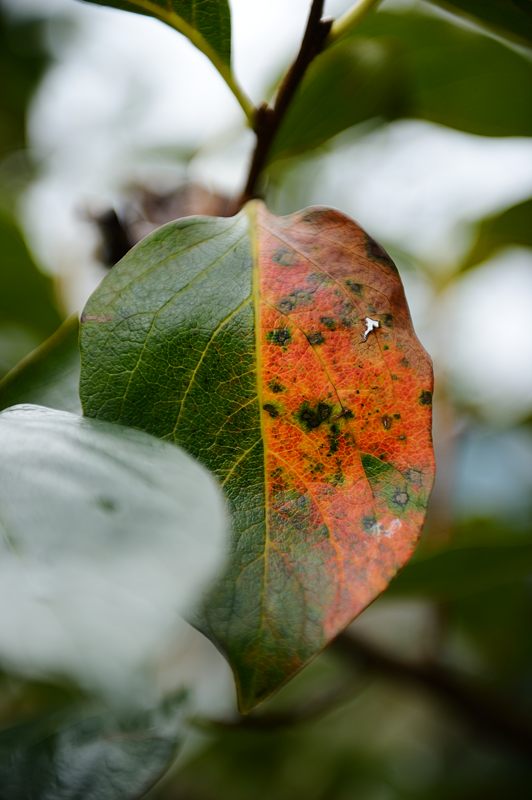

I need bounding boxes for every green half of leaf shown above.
[79,202,435,711]
[0,405,226,695]
[0,692,185,800]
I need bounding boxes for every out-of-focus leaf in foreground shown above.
[0,405,226,694]
[0,316,81,413]
[0,693,185,800]
[79,203,434,711]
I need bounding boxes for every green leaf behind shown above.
[0,316,81,413]
[0,211,62,377]
[354,10,532,137]
[460,197,532,271]
[388,542,532,600]
[269,37,407,162]
[269,9,532,163]
[428,0,532,49]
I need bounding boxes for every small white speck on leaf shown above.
[362,317,380,342]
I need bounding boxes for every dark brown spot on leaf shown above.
[392,489,409,508]
[307,331,325,345]
[296,401,333,431]
[263,403,280,419]
[267,328,292,346]
[346,280,363,295]
[365,235,397,271]
[272,247,296,266]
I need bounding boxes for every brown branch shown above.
[238,0,332,207]
[333,632,532,759]
[195,678,367,733]
[197,633,532,760]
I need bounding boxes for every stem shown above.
[334,632,532,759]
[193,632,532,759]
[238,0,332,206]
[329,0,381,43]
[219,66,255,123]
[195,679,367,732]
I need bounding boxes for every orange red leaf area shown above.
[256,205,434,639]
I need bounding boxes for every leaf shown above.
[388,543,532,600]
[81,0,231,67]
[79,203,435,711]
[353,10,532,138]
[0,316,81,413]
[0,211,62,377]
[0,405,226,693]
[460,197,532,271]
[0,8,52,159]
[269,37,408,162]
[427,0,532,49]
[275,9,532,161]
[0,693,185,800]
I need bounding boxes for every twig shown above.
[194,633,532,759]
[194,678,367,733]
[238,0,332,206]
[333,632,532,759]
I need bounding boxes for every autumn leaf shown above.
[79,203,435,711]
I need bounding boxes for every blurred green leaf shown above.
[0,8,51,159]
[0,693,185,800]
[355,10,532,137]
[0,211,62,377]
[81,1,231,66]
[268,10,532,164]
[461,197,532,271]
[428,0,532,49]
[447,581,532,702]
[0,405,226,691]
[388,542,532,600]
[269,37,407,162]
[0,316,80,413]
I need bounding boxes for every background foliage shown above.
[0,0,531,797]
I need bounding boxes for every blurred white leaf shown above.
[0,405,227,700]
